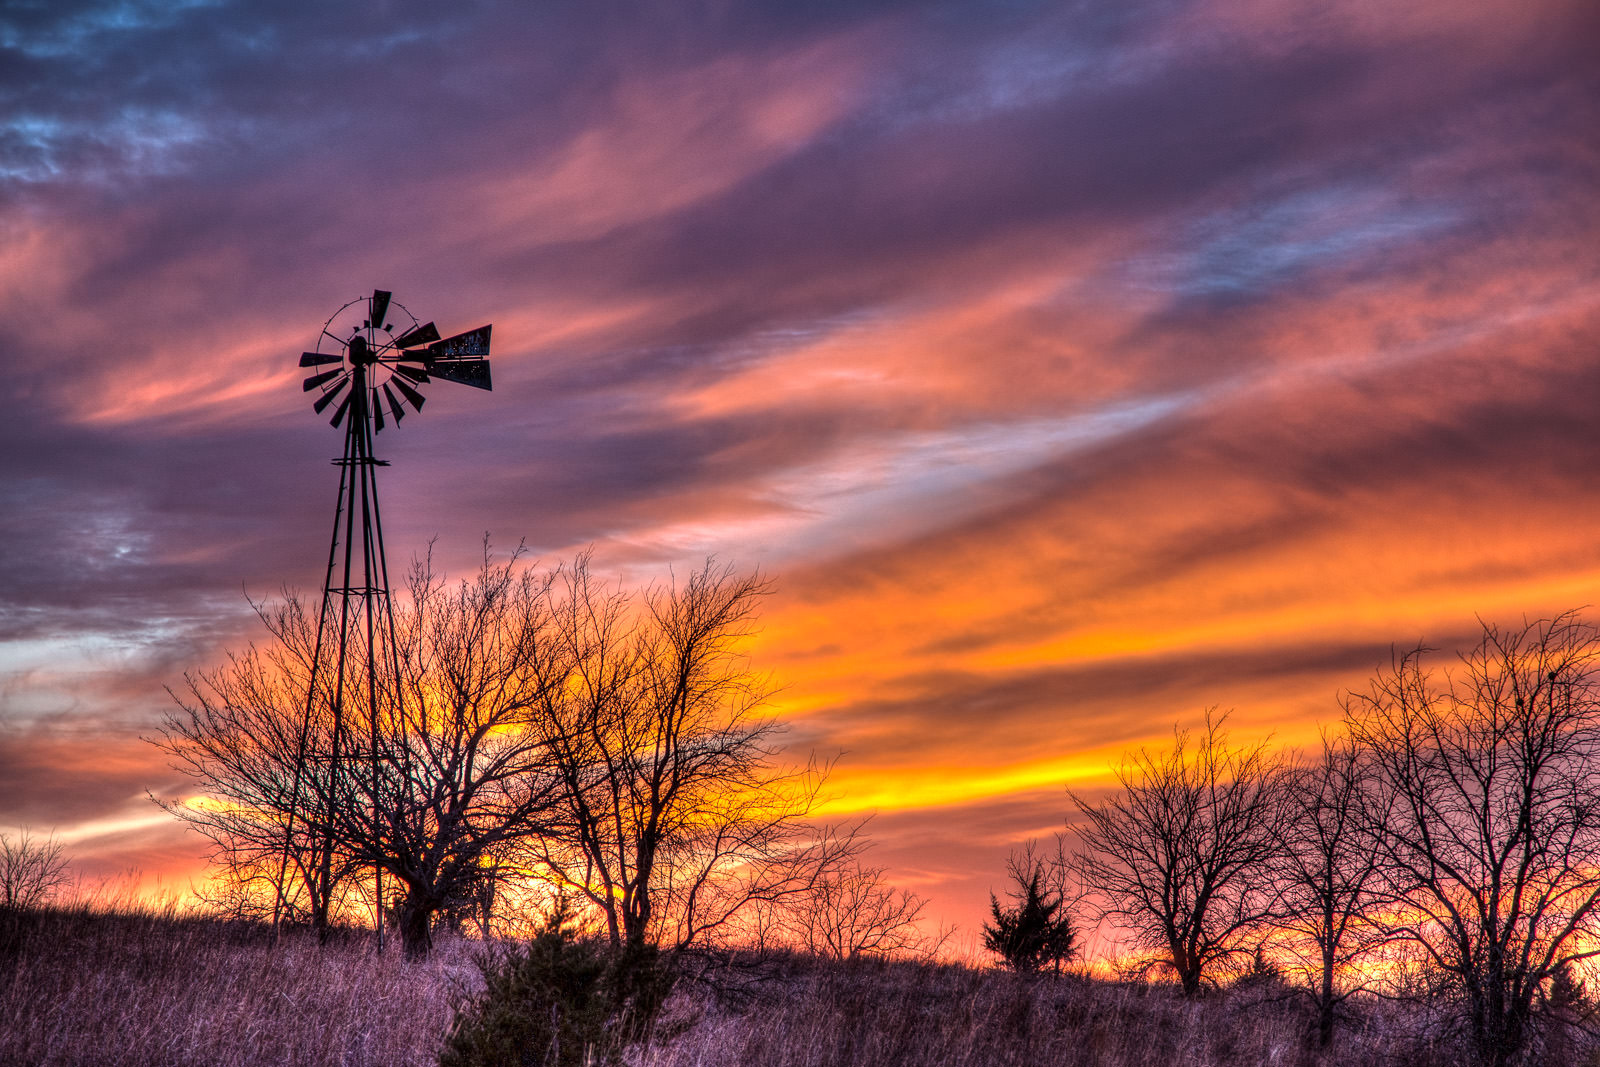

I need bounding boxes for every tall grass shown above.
[0,904,471,1067]
[2,905,1592,1067]
[640,955,1468,1067]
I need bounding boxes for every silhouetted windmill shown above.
[275,289,492,949]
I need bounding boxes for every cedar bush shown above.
[440,925,673,1067]
[983,868,1075,975]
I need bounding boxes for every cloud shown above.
[1,0,1597,932]
[0,721,181,828]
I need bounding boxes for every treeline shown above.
[151,542,1600,1065]
[155,549,929,963]
[988,612,1600,1067]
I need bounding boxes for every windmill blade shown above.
[428,358,492,390]
[393,363,430,385]
[372,388,386,432]
[393,321,440,350]
[303,368,345,392]
[382,383,406,425]
[312,377,350,414]
[390,376,427,412]
[427,324,492,359]
[300,351,342,368]
[329,391,354,428]
[369,290,392,331]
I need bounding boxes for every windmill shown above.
[275,289,492,949]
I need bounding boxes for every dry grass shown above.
[642,956,1467,1067]
[0,904,474,1067]
[2,906,1593,1067]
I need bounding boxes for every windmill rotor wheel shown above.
[299,289,493,430]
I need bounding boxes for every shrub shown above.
[440,926,673,1067]
[983,867,1076,975]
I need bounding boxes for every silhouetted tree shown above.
[158,545,567,959]
[154,592,357,936]
[1070,710,1290,995]
[1274,732,1383,1047]
[161,547,863,962]
[1344,612,1600,1067]
[356,548,567,959]
[784,857,933,960]
[984,841,1076,974]
[0,830,69,910]
[524,557,857,952]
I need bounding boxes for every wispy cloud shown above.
[1,0,1596,931]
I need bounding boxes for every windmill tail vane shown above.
[274,288,493,951]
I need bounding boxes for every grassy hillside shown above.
[0,905,1589,1066]
[0,905,465,1067]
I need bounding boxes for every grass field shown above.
[1,904,1588,1067]
[0,905,466,1067]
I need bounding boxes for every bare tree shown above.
[157,546,567,959]
[784,858,933,960]
[1274,732,1383,1047]
[154,593,356,935]
[0,830,70,910]
[1069,710,1291,995]
[356,548,567,958]
[527,557,857,952]
[1343,612,1600,1067]
[159,547,855,961]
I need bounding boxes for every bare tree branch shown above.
[0,830,70,910]
[522,556,856,952]
[1344,611,1600,1067]
[1069,709,1291,996]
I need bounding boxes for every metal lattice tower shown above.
[275,289,492,949]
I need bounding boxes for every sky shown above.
[1,0,1597,945]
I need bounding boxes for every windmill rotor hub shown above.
[347,335,377,366]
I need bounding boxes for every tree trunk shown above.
[311,877,331,945]
[1318,938,1335,1047]
[397,886,436,961]
[1476,999,1531,1067]
[309,838,333,944]
[1172,945,1202,996]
